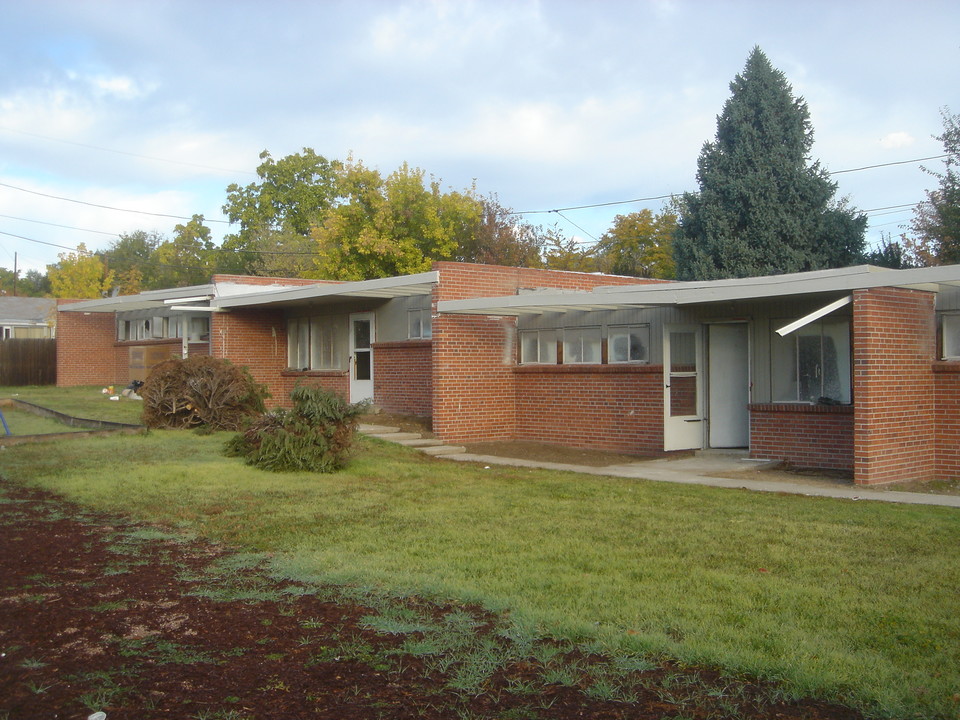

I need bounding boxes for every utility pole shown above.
[12,252,17,296]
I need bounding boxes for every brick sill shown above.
[281,369,348,378]
[514,364,663,375]
[933,361,960,373]
[372,339,432,350]
[749,402,853,414]
[114,338,195,347]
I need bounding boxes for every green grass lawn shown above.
[0,385,145,425]
[0,405,83,435]
[0,421,957,718]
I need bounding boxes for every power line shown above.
[0,125,256,176]
[509,154,947,218]
[0,213,119,237]
[0,181,231,224]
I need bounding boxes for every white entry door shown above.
[349,313,375,403]
[663,325,704,451]
[708,323,750,448]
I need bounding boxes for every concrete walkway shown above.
[361,424,960,508]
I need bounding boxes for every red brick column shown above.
[373,340,432,416]
[432,313,518,442]
[934,362,960,480]
[56,301,127,387]
[853,288,936,484]
[211,310,289,404]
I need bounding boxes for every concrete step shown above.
[422,444,468,456]
[370,431,423,442]
[395,438,444,448]
[359,423,401,434]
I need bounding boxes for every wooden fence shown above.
[0,339,57,386]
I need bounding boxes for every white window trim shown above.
[519,329,557,365]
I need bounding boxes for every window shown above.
[943,315,960,359]
[187,317,209,341]
[608,325,650,363]
[288,316,343,370]
[771,318,851,404]
[519,329,557,364]
[563,327,601,364]
[408,308,432,339]
[117,314,202,342]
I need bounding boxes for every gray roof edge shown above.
[437,264,960,315]
[214,270,440,308]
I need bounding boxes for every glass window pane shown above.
[540,331,557,363]
[408,310,421,339]
[355,351,371,380]
[821,319,851,403]
[582,328,601,363]
[520,332,538,363]
[670,376,697,416]
[771,327,797,402]
[944,315,960,358]
[610,332,629,362]
[287,319,299,367]
[797,327,821,403]
[354,319,371,349]
[670,331,696,371]
[422,313,432,339]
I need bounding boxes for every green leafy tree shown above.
[909,108,960,265]
[100,230,164,293]
[674,47,866,280]
[153,215,217,287]
[595,209,677,278]
[541,227,596,272]
[454,194,544,267]
[222,148,343,273]
[0,268,50,296]
[311,160,481,280]
[47,243,115,299]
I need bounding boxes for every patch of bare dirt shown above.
[0,482,866,720]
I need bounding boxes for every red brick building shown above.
[58,261,960,486]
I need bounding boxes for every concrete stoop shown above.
[358,423,467,457]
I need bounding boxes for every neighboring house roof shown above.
[436,264,960,316]
[0,297,57,326]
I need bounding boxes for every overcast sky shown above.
[1,0,957,275]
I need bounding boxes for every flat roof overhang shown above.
[212,271,438,310]
[437,264,960,316]
[57,284,217,313]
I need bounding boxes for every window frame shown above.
[408,308,433,340]
[519,329,558,365]
[942,314,960,360]
[608,324,650,364]
[562,326,602,365]
[287,315,343,371]
[771,317,851,404]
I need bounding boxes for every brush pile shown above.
[140,356,268,431]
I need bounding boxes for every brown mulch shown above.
[0,482,865,720]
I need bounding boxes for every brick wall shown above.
[56,301,127,386]
[749,404,854,471]
[934,362,960,479]
[210,309,290,405]
[432,262,661,443]
[373,340,432,416]
[853,287,936,484]
[514,365,664,453]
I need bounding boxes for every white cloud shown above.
[880,131,915,150]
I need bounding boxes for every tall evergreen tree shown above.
[909,108,960,265]
[674,47,866,280]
